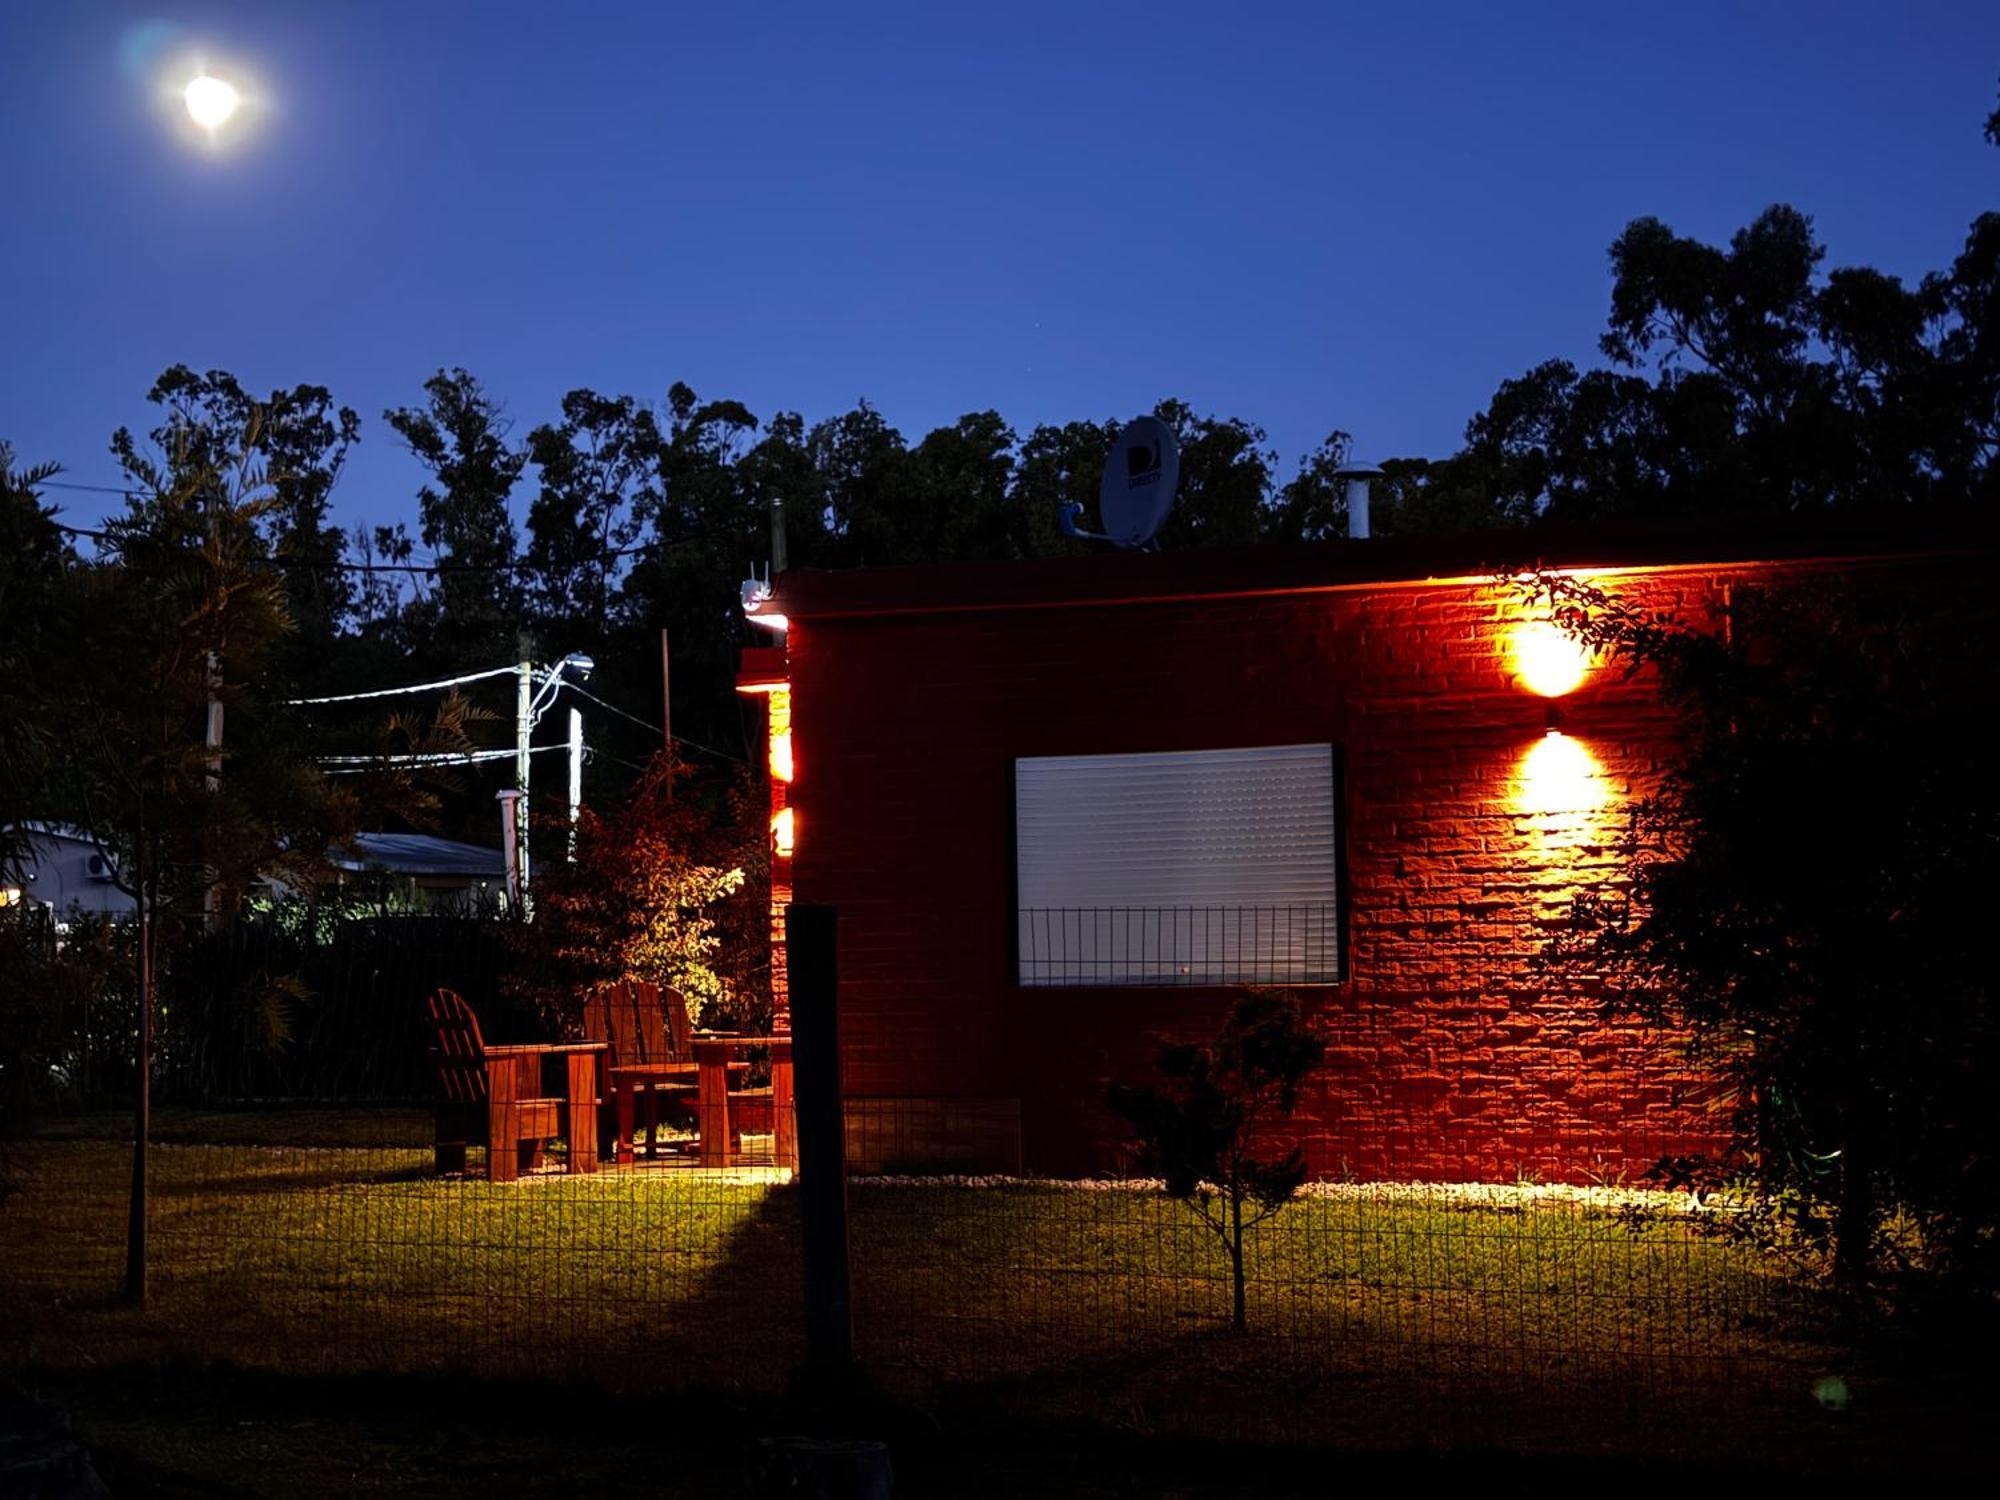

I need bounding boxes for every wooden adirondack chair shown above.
[426,988,573,1183]
[661,985,775,1142]
[583,979,699,1164]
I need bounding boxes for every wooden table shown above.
[691,1035,796,1171]
[484,1041,606,1174]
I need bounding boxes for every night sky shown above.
[4,1,1995,535]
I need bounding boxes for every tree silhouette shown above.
[385,368,526,669]
[1534,570,2000,1296]
[1109,991,1324,1331]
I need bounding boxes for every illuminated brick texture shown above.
[774,546,1960,1181]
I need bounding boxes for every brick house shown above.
[740,516,1987,1183]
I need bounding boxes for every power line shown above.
[39,480,138,496]
[48,500,737,576]
[671,730,751,767]
[589,748,652,776]
[562,682,751,766]
[288,665,518,706]
[316,744,570,773]
[565,683,663,737]
[40,489,763,770]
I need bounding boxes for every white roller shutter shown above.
[1015,743,1340,986]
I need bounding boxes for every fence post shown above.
[124,878,151,1306]
[786,903,853,1377]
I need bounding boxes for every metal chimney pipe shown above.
[1335,462,1384,540]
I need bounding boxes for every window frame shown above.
[1006,742,1350,990]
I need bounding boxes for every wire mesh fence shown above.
[0,1104,1853,1460]
[837,1112,1835,1460]
[0,907,1973,1471]
[0,1111,803,1392]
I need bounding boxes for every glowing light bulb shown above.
[184,74,241,130]
[1510,619,1592,698]
[1516,731,1606,815]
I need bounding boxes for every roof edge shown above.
[771,510,1998,622]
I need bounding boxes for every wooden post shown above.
[787,904,852,1376]
[696,1040,733,1168]
[487,1053,522,1184]
[772,1037,798,1173]
[565,1051,598,1174]
[124,831,149,1306]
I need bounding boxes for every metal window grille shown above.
[1017,904,1341,985]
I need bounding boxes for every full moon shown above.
[184,74,241,130]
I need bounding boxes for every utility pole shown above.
[659,627,673,798]
[496,789,524,915]
[515,652,533,910]
[203,651,223,930]
[769,489,788,575]
[125,806,151,1306]
[566,705,583,861]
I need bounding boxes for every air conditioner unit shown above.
[85,853,114,883]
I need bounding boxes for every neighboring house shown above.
[0,824,135,917]
[741,513,1992,1183]
[0,827,505,917]
[328,833,506,912]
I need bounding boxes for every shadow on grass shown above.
[4,1127,1996,1478]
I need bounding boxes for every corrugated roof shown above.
[332,833,505,879]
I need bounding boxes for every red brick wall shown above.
[785,562,1810,1182]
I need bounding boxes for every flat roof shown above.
[772,510,1996,622]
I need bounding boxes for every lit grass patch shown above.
[1,1132,1837,1456]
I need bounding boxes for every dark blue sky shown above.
[4,2,1996,536]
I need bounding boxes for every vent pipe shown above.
[1335,462,1384,540]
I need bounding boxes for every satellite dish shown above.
[1060,416,1180,549]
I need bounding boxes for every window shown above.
[1014,743,1341,986]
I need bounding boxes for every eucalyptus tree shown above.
[523,388,660,659]
[111,366,361,671]
[1008,417,1118,558]
[385,368,527,670]
[1149,400,1277,551]
[0,446,70,873]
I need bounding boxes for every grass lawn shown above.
[1,1109,1983,1474]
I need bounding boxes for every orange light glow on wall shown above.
[772,806,795,857]
[1510,619,1592,698]
[767,687,794,783]
[1514,730,1607,815]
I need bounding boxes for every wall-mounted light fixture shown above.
[1516,729,1606,815]
[1509,619,1592,700]
[1505,608,1609,816]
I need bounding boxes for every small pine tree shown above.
[1109,991,1324,1332]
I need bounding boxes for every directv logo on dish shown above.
[1126,440,1162,488]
